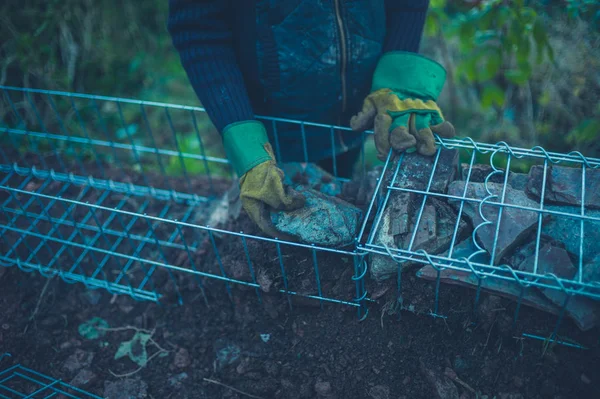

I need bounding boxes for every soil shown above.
[1,154,600,399]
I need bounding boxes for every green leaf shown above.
[505,69,531,86]
[78,317,109,340]
[517,37,531,64]
[114,331,152,367]
[497,6,512,27]
[481,83,505,108]
[532,19,547,46]
[479,50,502,81]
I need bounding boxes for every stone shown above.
[314,381,332,397]
[460,163,529,191]
[518,244,599,331]
[416,265,562,317]
[369,191,415,281]
[341,166,383,207]
[397,199,470,255]
[174,348,191,368]
[541,205,600,264]
[419,359,459,399]
[80,290,102,305]
[70,368,96,389]
[104,378,148,399]
[63,349,94,374]
[440,237,491,264]
[367,385,390,399]
[576,255,600,299]
[417,256,599,331]
[447,181,544,263]
[168,372,189,389]
[370,194,470,281]
[527,165,600,209]
[271,186,362,247]
[387,149,460,194]
[282,162,343,197]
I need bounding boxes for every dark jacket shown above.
[168,0,429,163]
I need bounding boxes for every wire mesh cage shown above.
[0,353,102,399]
[0,86,369,317]
[2,85,600,345]
[358,137,600,346]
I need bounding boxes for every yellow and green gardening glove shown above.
[223,120,305,237]
[350,52,455,160]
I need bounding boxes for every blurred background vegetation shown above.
[1,0,599,174]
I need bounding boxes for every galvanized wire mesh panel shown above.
[0,86,369,317]
[359,137,600,343]
[0,354,102,399]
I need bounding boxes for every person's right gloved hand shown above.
[223,121,305,237]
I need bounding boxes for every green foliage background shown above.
[1,0,599,168]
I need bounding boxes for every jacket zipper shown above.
[333,0,349,152]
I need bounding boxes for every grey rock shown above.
[447,181,544,263]
[104,378,148,399]
[63,349,94,374]
[174,348,191,368]
[367,385,390,399]
[282,162,342,197]
[80,290,101,305]
[397,199,470,255]
[439,237,491,264]
[518,244,599,331]
[70,368,96,389]
[370,191,415,281]
[417,244,599,330]
[460,163,528,190]
[387,149,459,193]
[541,205,600,264]
[370,195,469,281]
[271,186,361,247]
[527,165,600,209]
[416,265,563,319]
[419,359,459,399]
[168,372,189,389]
[341,166,383,206]
[576,255,600,299]
[314,381,332,397]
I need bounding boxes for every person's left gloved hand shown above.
[350,51,455,160]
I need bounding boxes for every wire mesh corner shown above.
[0,353,102,399]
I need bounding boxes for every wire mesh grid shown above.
[0,86,369,317]
[0,354,102,399]
[358,136,600,345]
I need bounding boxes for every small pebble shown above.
[314,381,331,397]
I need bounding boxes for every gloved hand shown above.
[350,51,455,160]
[223,121,305,237]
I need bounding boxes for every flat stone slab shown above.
[518,244,599,331]
[460,163,528,191]
[526,165,600,209]
[386,149,459,194]
[541,205,600,264]
[416,262,598,331]
[447,181,544,263]
[271,186,361,248]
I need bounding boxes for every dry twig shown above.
[203,378,265,399]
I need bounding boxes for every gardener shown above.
[167,0,455,237]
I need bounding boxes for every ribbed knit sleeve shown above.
[167,0,255,132]
[384,0,430,53]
